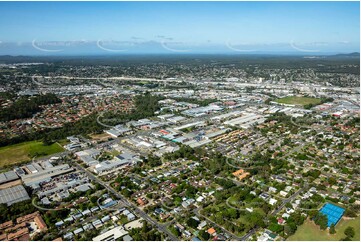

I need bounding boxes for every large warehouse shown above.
[0,171,19,185]
[0,185,30,206]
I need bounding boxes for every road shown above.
[237,183,308,241]
[72,162,178,241]
[240,227,259,241]
[32,150,70,162]
[271,184,308,217]
[193,208,243,241]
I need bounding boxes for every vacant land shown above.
[90,133,112,142]
[275,96,321,106]
[288,217,360,241]
[0,141,64,168]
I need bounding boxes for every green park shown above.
[275,96,322,107]
[288,216,360,241]
[0,141,64,169]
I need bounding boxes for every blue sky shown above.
[0,1,359,55]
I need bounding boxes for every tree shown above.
[186,217,200,229]
[185,186,198,198]
[328,177,337,186]
[344,227,355,238]
[199,230,210,240]
[90,196,98,204]
[284,222,297,236]
[341,237,352,241]
[0,94,163,147]
[42,136,54,146]
[169,226,180,237]
[226,208,238,219]
[0,93,61,122]
[0,200,38,223]
[314,212,328,230]
[174,196,182,206]
[330,224,336,234]
[344,208,357,218]
[269,223,283,233]
[246,212,265,227]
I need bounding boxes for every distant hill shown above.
[331,52,360,58]
[0,52,359,64]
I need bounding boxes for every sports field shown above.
[275,96,321,106]
[288,217,360,241]
[0,141,64,168]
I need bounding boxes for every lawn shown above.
[0,141,64,168]
[288,217,360,241]
[275,96,321,106]
[57,139,70,146]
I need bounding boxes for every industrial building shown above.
[0,171,19,185]
[174,121,206,131]
[92,226,128,241]
[182,104,223,117]
[224,113,266,129]
[105,125,132,137]
[0,185,30,206]
[75,148,101,167]
[93,152,140,174]
[21,164,74,189]
[210,110,242,122]
[36,172,91,200]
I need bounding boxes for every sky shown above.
[0,1,359,55]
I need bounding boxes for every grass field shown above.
[288,217,360,241]
[275,96,321,106]
[57,139,70,146]
[0,141,64,168]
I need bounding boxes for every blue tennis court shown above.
[319,203,345,227]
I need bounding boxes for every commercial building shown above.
[210,110,242,122]
[183,139,212,148]
[224,113,266,129]
[0,171,19,185]
[36,173,91,199]
[92,227,128,241]
[182,104,223,117]
[0,185,30,206]
[21,164,74,189]
[105,125,132,137]
[93,152,140,174]
[157,114,174,120]
[167,116,186,124]
[174,121,205,131]
[75,149,101,167]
